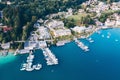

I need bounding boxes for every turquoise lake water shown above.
[0,28,120,80]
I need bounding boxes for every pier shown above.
[42,48,58,65]
[74,38,89,52]
[14,40,54,43]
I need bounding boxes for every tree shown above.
[80,15,95,26]
[64,19,75,28]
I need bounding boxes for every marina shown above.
[42,48,58,65]
[20,51,42,71]
[1,0,120,80]
[1,28,120,80]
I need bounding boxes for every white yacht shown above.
[26,63,34,71]
[96,31,101,34]
[20,67,26,71]
[26,68,34,71]
[35,64,42,70]
[107,36,110,38]
[20,63,27,71]
[107,32,111,39]
[102,35,104,38]
[115,39,119,42]
[32,65,36,69]
[89,40,94,43]
[87,38,94,43]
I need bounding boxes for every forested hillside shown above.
[0,0,87,43]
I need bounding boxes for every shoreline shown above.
[0,26,119,54]
[1,0,120,55]
[0,49,15,54]
[2,26,120,55]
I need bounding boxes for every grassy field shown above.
[67,13,88,26]
[66,11,96,26]
[67,13,87,21]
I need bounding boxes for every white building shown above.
[115,14,120,26]
[65,8,73,18]
[1,43,10,49]
[37,18,44,23]
[36,26,51,39]
[46,20,64,29]
[71,26,86,33]
[24,42,37,50]
[95,20,104,26]
[78,9,84,13]
[116,20,120,26]
[105,19,116,27]
[7,1,11,5]
[29,33,38,41]
[53,29,71,38]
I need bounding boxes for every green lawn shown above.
[66,13,88,26]
[67,13,87,21]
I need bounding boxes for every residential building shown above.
[65,8,73,18]
[46,20,64,29]
[95,20,104,26]
[36,26,51,39]
[116,20,120,26]
[105,19,116,27]
[24,41,37,50]
[71,26,86,33]
[1,43,10,49]
[53,29,71,38]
